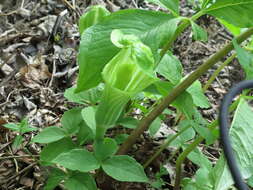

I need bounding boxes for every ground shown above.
[0,0,245,189]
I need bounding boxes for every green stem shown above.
[203,53,237,92]
[95,125,107,141]
[143,125,191,168]
[173,121,217,190]
[173,98,240,190]
[117,27,253,155]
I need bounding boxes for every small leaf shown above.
[102,155,148,182]
[64,85,103,105]
[79,5,110,35]
[64,172,97,190]
[187,80,211,108]
[32,126,66,143]
[44,168,66,190]
[114,134,129,144]
[156,52,182,84]
[53,149,100,172]
[61,108,83,134]
[191,21,208,42]
[149,117,162,136]
[233,40,253,80]
[94,138,118,161]
[81,107,96,134]
[3,123,20,131]
[117,117,139,129]
[12,135,23,149]
[77,121,94,145]
[40,137,76,165]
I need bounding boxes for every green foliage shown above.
[5,2,252,190]
[76,9,177,92]
[204,0,253,27]
[3,118,37,148]
[233,40,253,79]
[79,5,110,35]
[102,155,148,182]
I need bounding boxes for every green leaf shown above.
[233,40,253,80]
[102,155,148,182]
[64,172,97,190]
[32,126,66,143]
[211,98,253,189]
[94,138,118,161]
[204,0,253,28]
[77,121,94,145]
[187,148,212,171]
[145,0,179,16]
[117,117,139,129]
[187,80,211,108]
[44,168,66,190]
[3,123,20,131]
[149,117,162,136]
[61,108,83,134]
[53,149,100,172]
[76,9,177,92]
[156,51,182,84]
[177,120,196,143]
[190,21,208,42]
[218,19,241,36]
[12,135,23,149]
[79,5,110,35]
[40,137,76,165]
[81,107,96,135]
[114,134,129,144]
[64,85,103,105]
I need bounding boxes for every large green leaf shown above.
[204,0,253,28]
[102,155,148,182]
[211,98,253,189]
[76,9,177,92]
[64,172,97,190]
[53,149,100,172]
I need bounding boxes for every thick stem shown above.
[117,27,253,155]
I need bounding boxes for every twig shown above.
[0,162,37,184]
[0,155,39,160]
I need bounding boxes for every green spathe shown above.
[95,30,157,128]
